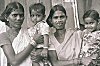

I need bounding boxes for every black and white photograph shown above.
[0,0,100,66]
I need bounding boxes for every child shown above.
[28,3,49,66]
[79,10,100,66]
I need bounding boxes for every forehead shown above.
[84,17,95,22]
[31,9,42,14]
[53,10,66,16]
[11,9,24,14]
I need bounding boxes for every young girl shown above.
[28,3,49,66]
[79,10,100,66]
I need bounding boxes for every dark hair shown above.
[46,4,67,27]
[29,3,45,15]
[83,10,100,22]
[0,1,24,25]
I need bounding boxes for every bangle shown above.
[43,47,48,48]
[30,40,36,47]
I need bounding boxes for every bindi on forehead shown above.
[11,9,24,14]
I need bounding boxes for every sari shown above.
[0,28,32,66]
[12,29,32,66]
[49,29,82,61]
[0,21,9,66]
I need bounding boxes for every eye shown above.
[37,14,42,17]
[12,14,18,17]
[19,14,24,17]
[60,16,65,19]
[85,22,88,24]
[30,14,34,17]
[90,22,94,24]
[53,16,58,19]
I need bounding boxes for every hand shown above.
[33,33,44,44]
[81,57,92,66]
[30,49,43,62]
[71,58,80,65]
[41,48,48,58]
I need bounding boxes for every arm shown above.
[48,50,79,66]
[43,34,49,48]
[0,32,42,66]
[2,44,35,66]
[41,34,49,57]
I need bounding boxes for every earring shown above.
[7,19,9,21]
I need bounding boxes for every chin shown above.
[57,27,65,30]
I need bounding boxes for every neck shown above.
[9,27,21,36]
[55,29,66,37]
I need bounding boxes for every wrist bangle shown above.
[77,58,82,65]
[43,47,48,49]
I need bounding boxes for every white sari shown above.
[12,29,32,66]
[1,28,32,66]
[0,21,9,66]
[49,29,82,60]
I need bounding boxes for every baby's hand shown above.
[41,48,48,58]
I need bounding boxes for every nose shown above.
[34,16,37,20]
[16,15,21,20]
[85,24,91,28]
[57,17,62,22]
[32,16,37,22]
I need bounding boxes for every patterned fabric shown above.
[80,30,100,58]
[28,21,49,48]
[28,21,49,36]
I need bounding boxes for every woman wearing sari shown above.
[0,2,42,66]
[47,4,92,66]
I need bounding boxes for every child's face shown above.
[84,17,98,32]
[30,9,45,24]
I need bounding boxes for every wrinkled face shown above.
[30,9,44,24]
[7,9,24,29]
[84,17,98,32]
[51,10,67,30]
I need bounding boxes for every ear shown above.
[66,15,68,19]
[6,17,9,21]
[98,19,100,24]
[4,14,8,21]
[43,15,46,18]
[42,15,46,20]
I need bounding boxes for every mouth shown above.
[15,22,23,25]
[57,23,64,26]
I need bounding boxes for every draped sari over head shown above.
[49,29,82,60]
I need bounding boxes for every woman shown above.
[0,2,42,66]
[47,4,92,66]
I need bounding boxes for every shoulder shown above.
[0,32,8,38]
[0,32,11,47]
[38,21,49,27]
[66,28,82,33]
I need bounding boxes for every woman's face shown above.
[51,10,67,30]
[7,9,24,29]
[84,17,98,32]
